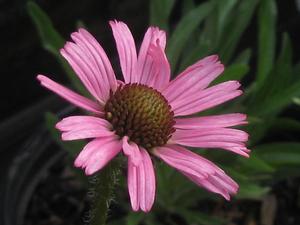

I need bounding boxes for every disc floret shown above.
[104,84,175,149]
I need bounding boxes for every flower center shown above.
[104,84,175,150]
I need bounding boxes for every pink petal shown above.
[127,147,155,212]
[74,136,116,168]
[145,42,170,91]
[69,28,117,101]
[153,145,238,200]
[56,116,114,141]
[172,81,242,116]
[128,157,139,211]
[137,27,169,90]
[61,29,117,103]
[82,137,122,175]
[109,20,137,83]
[56,115,112,131]
[122,136,142,166]
[172,128,250,157]
[37,75,103,114]
[175,113,247,129]
[162,55,223,102]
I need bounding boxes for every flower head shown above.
[37,20,249,212]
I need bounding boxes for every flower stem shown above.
[90,161,119,225]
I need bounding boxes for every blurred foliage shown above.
[28,0,300,224]
[27,1,87,95]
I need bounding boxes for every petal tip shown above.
[36,74,44,81]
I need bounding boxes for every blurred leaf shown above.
[269,117,300,133]
[293,62,300,77]
[228,168,270,200]
[149,0,175,31]
[179,209,227,225]
[126,212,144,225]
[237,182,269,200]
[179,34,212,71]
[268,80,300,112]
[45,112,84,157]
[167,1,213,71]
[256,0,277,87]
[237,153,275,174]
[180,0,249,70]
[27,1,85,94]
[292,97,300,106]
[219,0,258,63]
[182,0,196,15]
[253,142,300,167]
[108,219,126,225]
[250,75,300,116]
[248,34,296,116]
[245,117,270,145]
[27,1,64,55]
[213,64,249,84]
[215,0,238,44]
[234,48,252,64]
[201,12,218,51]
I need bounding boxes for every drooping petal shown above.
[37,75,103,114]
[69,28,117,100]
[171,128,250,157]
[162,55,223,103]
[79,137,122,175]
[175,113,247,129]
[56,116,114,141]
[127,157,139,211]
[109,20,137,83]
[145,42,170,91]
[137,27,169,89]
[153,145,238,200]
[139,148,156,212]
[127,147,155,212]
[122,136,142,166]
[74,136,115,168]
[171,81,242,116]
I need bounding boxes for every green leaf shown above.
[45,112,84,157]
[179,34,213,71]
[218,0,258,63]
[253,142,300,167]
[215,0,238,44]
[126,212,144,225]
[234,48,252,64]
[27,1,64,55]
[27,1,85,94]
[179,209,228,225]
[249,77,300,116]
[293,97,300,106]
[213,64,249,84]
[293,62,300,78]
[256,0,277,87]
[245,117,270,145]
[237,153,275,174]
[182,0,196,15]
[248,34,296,116]
[167,1,213,71]
[149,0,175,31]
[237,182,269,200]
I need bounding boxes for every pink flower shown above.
[37,20,249,212]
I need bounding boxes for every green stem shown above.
[90,161,119,225]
